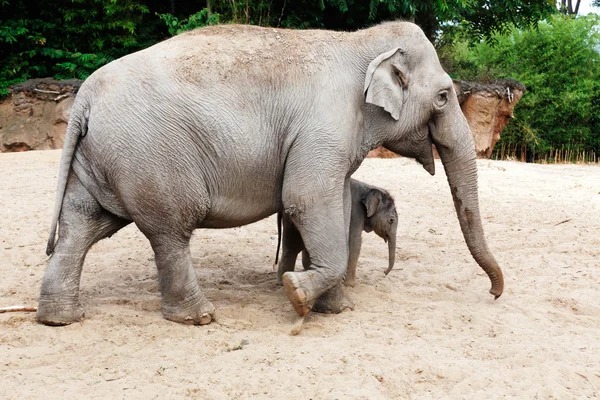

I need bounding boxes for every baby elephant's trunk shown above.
[385,233,396,275]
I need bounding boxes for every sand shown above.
[1,149,599,399]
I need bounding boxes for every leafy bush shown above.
[439,14,600,161]
[1,0,558,96]
[158,9,220,36]
[0,0,157,96]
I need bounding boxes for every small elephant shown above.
[275,178,398,287]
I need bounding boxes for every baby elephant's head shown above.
[361,188,398,275]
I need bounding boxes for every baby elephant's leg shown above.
[344,221,363,287]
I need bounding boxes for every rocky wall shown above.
[0,79,82,152]
[1,78,523,158]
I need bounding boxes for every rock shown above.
[0,78,82,153]
[48,97,74,150]
[454,79,525,159]
[2,142,32,152]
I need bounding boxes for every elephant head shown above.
[362,24,504,298]
[361,188,398,275]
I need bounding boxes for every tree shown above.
[206,1,555,42]
[448,0,556,41]
[0,0,559,95]
[558,0,581,15]
[0,0,162,95]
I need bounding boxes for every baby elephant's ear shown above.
[362,189,382,218]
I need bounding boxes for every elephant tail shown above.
[274,211,282,267]
[45,96,90,256]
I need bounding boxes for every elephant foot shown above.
[276,264,293,286]
[162,297,216,325]
[36,297,85,326]
[282,272,312,317]
[312,283,355,314]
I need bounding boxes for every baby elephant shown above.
[275,178,398,287]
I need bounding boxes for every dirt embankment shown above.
[455,80,525,158]
[2,78,523,157]
[367,80,525,159]
[0,79,82,152]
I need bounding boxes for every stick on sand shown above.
[0,306,38,313]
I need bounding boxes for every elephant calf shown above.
[275,178,398,288]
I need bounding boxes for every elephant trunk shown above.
[436,134,504,298]
[384,231,396,275]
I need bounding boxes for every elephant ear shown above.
[364,48,408,121]
[362,189,382,218]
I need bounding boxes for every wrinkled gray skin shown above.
[275,179,398,291]
[37,22,504,326]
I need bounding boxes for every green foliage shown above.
[446,0,556,43]
[158,0,554,39]
[440,14,600,160]
[0,0,156,95]
[158,9,220,36]
[0,0,579,101]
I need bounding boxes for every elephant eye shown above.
[436,90,449,107]
[388,217,395,225]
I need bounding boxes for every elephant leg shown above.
[312,179,355,312]
[311,282,355,314]
[146,233,215,325]
[281,175,352,317]
[37,173,130,326]
[344,226,362,287]
[277,215,304,285]
[301,250,311,270]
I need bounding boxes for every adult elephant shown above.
[38,22,504,326]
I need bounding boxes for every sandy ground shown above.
[1,149,599,399]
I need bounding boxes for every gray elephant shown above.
[275,178,398,288]
[38,21,504,326]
